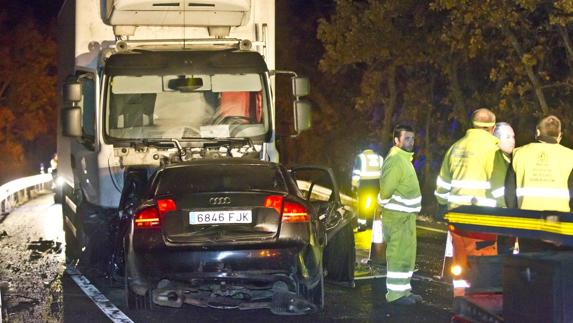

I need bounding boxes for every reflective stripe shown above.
[378,195,421,213]
[378,195,391,205]
[491,187,505,198]
[434,191,450,200]
[451,180,491,189]
[516,187,570,199]
[452,279,470,288]
[386,283,412,292]
[367,154,382,167]
[447,195,496,207]
[393,195,422,205]
[446,211,573,236]
[436,177,452,190]
[378,194,421,206]
[360,170,381,177]
[358,153,382,179]
[383,203,421,213]
[359,154,367,168]
[387,271,414,279]
[353,169,362,175]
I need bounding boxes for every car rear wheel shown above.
[308,269,324,311]
[124,266,154,310]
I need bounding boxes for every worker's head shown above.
[493,122,515,155]
[393,124,415,152]
[471,108,496,134]
[536,115,562,142]
[358,144,373,155]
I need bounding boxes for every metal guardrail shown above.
[0,173,53,216]
[0,173,52,323]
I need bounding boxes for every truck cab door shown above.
[69,72,99,205]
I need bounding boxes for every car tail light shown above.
[264,195,283,214]
[264,195,309,223]
[135,207,160,229]
[282,200,309,223]
[157,198,176,215]
[135,199,177,229]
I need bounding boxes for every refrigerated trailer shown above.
[57,0,311,263]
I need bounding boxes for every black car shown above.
[122,159,355,315]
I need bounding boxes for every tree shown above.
[0,12,57,181]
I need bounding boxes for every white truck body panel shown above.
[57,0,276,208]
[106,0,251,27]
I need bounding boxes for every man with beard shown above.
[377,124,423,305]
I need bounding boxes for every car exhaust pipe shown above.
[152,288,183,308]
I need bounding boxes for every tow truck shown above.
[445,206,573,322]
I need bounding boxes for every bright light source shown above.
[365,196,372,209]
[451,264,463,276]
[56,177,66,187]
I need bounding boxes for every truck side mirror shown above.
[293,100,311,135]
[62,106,82,137]
[63,83,82,103]
[292,77,310,97]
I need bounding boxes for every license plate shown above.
[189,210,252,225]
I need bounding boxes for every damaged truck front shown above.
[56,0,311,270]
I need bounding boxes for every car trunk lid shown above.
[161,191,285,245]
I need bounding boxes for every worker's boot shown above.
[390,293,423,305]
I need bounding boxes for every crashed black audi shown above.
[121,159,355,314]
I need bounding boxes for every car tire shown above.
[124,262,154,311]
[309,269,324,311]
[324,222,356,283]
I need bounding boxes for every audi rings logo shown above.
[209,197,231,205]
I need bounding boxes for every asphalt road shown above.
[0,193,453,322]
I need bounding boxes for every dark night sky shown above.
[1,0,63,26]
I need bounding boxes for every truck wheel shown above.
[64,220,81,262]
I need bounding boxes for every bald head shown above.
[493,122,515,155]
[471,108,496,133]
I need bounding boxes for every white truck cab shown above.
[56,0,311,261]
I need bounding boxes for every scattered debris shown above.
[27,240,62,258]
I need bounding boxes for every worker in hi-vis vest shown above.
[505,115,573,251]
[352,148,383,230]
[493,122,517,254]
[378,124,422,305]
[434,108,507,295]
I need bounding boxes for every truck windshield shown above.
[104,73,269,140]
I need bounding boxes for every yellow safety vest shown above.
[512,142,573,212]
[435,129,507,209]
[352,149,383,187]
[378,146,422,214]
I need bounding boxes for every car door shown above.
[290,166,356,285]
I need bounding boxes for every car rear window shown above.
[156,164,288,194]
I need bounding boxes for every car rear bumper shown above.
[126,243,322,295]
